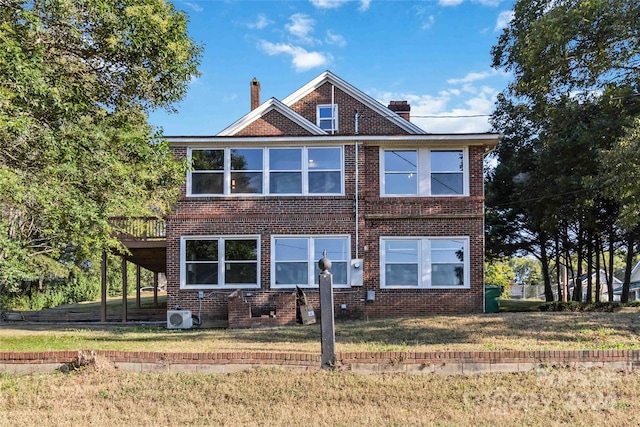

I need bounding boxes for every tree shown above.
[484,260,514,298]
[492,0,640,103]
[489,0,640,302]
[0,1,201,293]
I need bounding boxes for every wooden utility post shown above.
[101,250,107,322]
[318,250,336,369]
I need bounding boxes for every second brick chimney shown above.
[250,77,260,110]
[388,100,411,121]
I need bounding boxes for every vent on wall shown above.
[167,310,193,329]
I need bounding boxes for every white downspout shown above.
[331,84,335,135]
[355,141,359,259]
[354,110,360,259]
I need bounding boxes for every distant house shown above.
[161,71,500,326]
[613,261,640,301]
[541,270,623,302]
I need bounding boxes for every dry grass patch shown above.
[2,310,640,353]
[0,363,639,426]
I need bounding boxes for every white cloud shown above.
[286,13,315,43]
[182,1,203,12]
[373,86,498,133]
[421,15,435,30]
[447,69,506,85]
[415,6,436,30]
[248,14,272,30]
[258,40,331,72]
[495,10,514,32]
[325,30,346,47]
[358,0,372,11]
[310,0,350,9]
[310,0,370,10]
[439,0,464,6]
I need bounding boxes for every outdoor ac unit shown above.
[167,310,193,329]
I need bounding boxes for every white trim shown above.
[180,235,261,290]
[217,98,327,136]
[167,134,501,148]
[316,104,339,132]
[270,234,351,289]
[380,236,470,289]
[380,147,469,197]
[281,70,427,135]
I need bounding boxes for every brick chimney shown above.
[388,100,410,121]
[250,77,260,110]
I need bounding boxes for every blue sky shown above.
[150,0,515,135]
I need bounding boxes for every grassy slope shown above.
[2,309,640,353]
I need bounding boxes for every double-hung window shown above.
[317,104,338,132]
[381,148,467,196]
[231,149,264,194]
[380,237,469,288]
[188,147,343,196]
[181,236,260,289]
[190,149,224,195]
[272,235,349,288]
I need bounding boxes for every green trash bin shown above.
[484,285,501,313]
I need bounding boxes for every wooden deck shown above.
[111,217,167,273]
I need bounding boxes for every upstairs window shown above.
[381,148,467,197]
[191,149,224,194]
[231,149,263,194]
[431,150,464,195]
[317,104,338,132]
[188,146,343,196]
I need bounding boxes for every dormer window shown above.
[317,104,338,132]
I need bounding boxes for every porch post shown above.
[153,272,159,307]
[121,258,128,323]
[136,265,141,309]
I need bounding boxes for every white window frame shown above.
[317,104,338,132]
[380,236,470,289]
[180,235,261,290]
[271,235,351,289]
[380,147,469,197]
[187,146,344,197]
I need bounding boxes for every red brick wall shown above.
[235,110,314,137]
[288,82,411,136]
[165,86,489,323]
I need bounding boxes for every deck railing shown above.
[110,217,166,241]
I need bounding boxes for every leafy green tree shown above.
[0,1,201,296]
[489,0,640,302]
[492,0,640,102]
[484,260,514,298]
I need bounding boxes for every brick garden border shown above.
[2,349,640,375]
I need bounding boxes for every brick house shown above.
[164,71,500,327]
